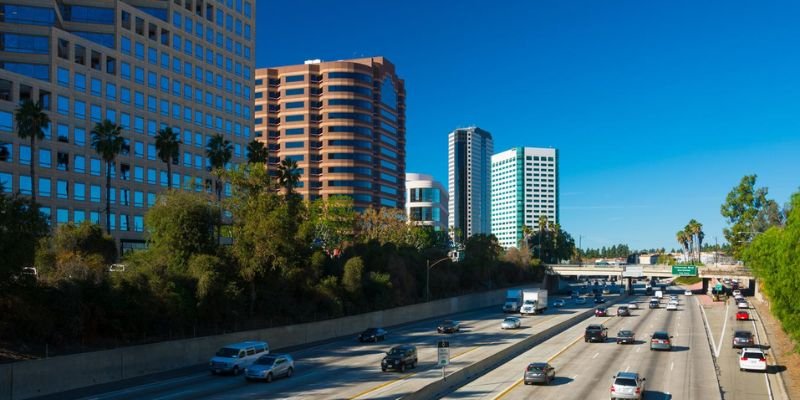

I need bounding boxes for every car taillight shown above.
[760,358,766,362]
[636,387,641,394]
[741,357,747,361]
[610,386,615,392]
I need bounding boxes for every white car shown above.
[684,290,693,296]
[737,301,749,309]
[553,299,566,307]
[501,317,521,329]
[739,348,767,371]
[626,303,638,310]
[666,303,678,311]
[733,289,742,297]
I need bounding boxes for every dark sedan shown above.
[594,297,606,304]
[358,327,387,342]
[617,330,635,344]
[437,320,461,333]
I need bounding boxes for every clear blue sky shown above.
[258,0,800,251]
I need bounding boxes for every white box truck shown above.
[520,289,548,315]
[655,290,663,299]
[503,289,523,313]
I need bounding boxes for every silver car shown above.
[610,371,646,399]
[244,354,294,383]
[501,317,521,329]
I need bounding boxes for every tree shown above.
[15,100,50,203]
[676,230,690,261]
[155,127,180,189]
[91,120,125,234]
[35,222,117,284]
[206,134,232,201]
[246,139,267,164]
[342,256,365,294]
[0,191,49,285]
[304,196,357,256]
[721,175,779,258]
[276,158,300,196]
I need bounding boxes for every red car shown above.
[736,311,750,321]
[595,307,608,317]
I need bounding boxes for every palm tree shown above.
[14,100,50,202]
[687,220,704,262]
[246,139,268,164]
[205,134,232,201]
[676,230,690,262]
[155,127,180,189]
[276,158,300,195]
[91,120,125,234]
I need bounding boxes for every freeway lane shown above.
[62,291,604,400]
[445,286,720,399]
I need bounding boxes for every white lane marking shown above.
[636,347,641,353]
[716,301,730,357]
[592,352,599,359]
[85,374,208,400]
[671,362,674,371]
[625,365,630,372]
[750,316,775,400]
[573,374,579,380]
[699,299,718,357]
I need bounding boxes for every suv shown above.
[585,324,608,343]
[523,362,556,385]
[437,320,460,333]
[610,371,646,399]
[381,345,417,372]
[739,347,767,372]
[649,331,673,351]
[732,330,755,348]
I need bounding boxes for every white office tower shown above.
[491,147,559,249]
[448,127,493,243]
[405,173,448,231]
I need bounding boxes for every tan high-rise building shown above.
[0,1,255,252]
[254,57,406,211]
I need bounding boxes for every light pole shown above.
[427,257,452,302]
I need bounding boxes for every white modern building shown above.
[490,147,559,249]
[448,126,493,242]
[405,173,448,231]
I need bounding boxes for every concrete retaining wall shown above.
[0,287,510,400]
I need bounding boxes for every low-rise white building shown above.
[405,173,448,231]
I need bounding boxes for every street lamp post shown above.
[427,257,452,302]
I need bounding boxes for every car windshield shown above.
[362,328,377,334]
[615,378,638,387]
[527,365,545,372]
[215,348,239,358]
[389,348,407,356]
[735,331,752,339]
[504,318,517,323]
[254,356,276,365]
[743,352,763,359]
[619,331,633,336]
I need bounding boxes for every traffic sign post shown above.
[671,265,698,276]
[438,340,450,380]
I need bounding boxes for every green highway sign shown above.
[715,283,723,291]
[672,265,698,276]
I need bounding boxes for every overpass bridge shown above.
[543,264,756,295]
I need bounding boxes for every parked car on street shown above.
[732,330,755,348]
[739,347,768,372]
[610,371,646,400]
[501,316,522,329]
[523,362,556,385]
[358,328,387,342]
[244,354,294,382]
[649,331,673,351]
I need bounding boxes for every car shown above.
[648,300,659,309]
[209,341,270,375]
[501,316,522,329]
[610,371,646,400]
[616,306,630,317]
[617,330,635,344]
[736,311,750,321]
[381,345,417,372]
[737,300,749,309]
[650,297,660,303]
[666,303,678,311]
[645,286,653,295]
[732,330,755,348]
[684,290,693,296]
[244,354,294,382]
[575,297,587,305]
[523,362,556,385]
[733,289,742,297]
[437,320,460,333]
[594,297,607,304]
[626,303,638,310]
[649,331,673,351]
[553,299,566,307]
[739,347,768,372]
[585,324,608,342]
[595,307,608,317]
[602,287,611,294]
[358,327,387,342]
[669,295,678,301]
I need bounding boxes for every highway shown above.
[444,284,722,399]
[59,285,607,400]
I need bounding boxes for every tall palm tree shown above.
[246,139,268,164]
[687,220,704,262]
[276,158,300,195]
[14,100,50,203]
[91,119,124,234]
[675,230,690,262]
[205,134,232,201]
[155,127,180,189]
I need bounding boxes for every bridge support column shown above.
[626,277,634,295]
[702,278,710,294]
[750,279,758,299]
